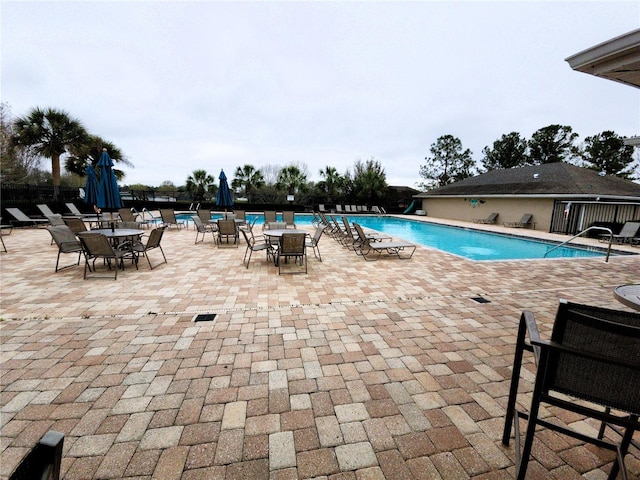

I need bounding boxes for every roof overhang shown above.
[565,29,640,89]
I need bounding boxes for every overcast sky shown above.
[3,1,639,189]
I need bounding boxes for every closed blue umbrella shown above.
[83,164,99,208]
[96,148,123,211]
[216,169,234,207]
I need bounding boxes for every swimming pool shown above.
[176,212,610,261]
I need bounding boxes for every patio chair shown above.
[77,232,129,279]
[63,216,88,235]
[502,300,640,480]
[262,211,277,230]
[47,225,83,272]
[504,213,533,228]
[240,228,274,268]
[473,212,498,224]
[129,227,168,269]
[217,219,238,247]
[599,221,640,244]
[267,222,287,230]
[159,209,186,229]
[192,215,217,244]
[6,207,48,227]
[8,430,64,480]
[318,204,327,213]
[118,207,147,228]
[305,224,327,262]
[197,208,213,223]
[0,223,10,253]
[277,232,307,274]
[335,205,343,213]
[233,210,246,221]
[282,211,296,228]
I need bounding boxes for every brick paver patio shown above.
[1,218,638,479]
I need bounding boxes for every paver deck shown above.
[1,218,639,479]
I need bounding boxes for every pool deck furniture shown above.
[502,300,640,480]
[599,221,640,244]
[504,213,535,229]
[474,212,499,224]
[614,283,640,311]
[6,207,48,227]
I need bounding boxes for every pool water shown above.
[175,213,608,261]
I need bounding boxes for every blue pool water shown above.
[176,213,608,261]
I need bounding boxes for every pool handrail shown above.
[544,226,613,262]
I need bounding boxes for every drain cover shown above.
[193,313,217,322]
[471,296,491,304]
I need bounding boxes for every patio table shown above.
[613,284,640,311]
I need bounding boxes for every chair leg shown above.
[503,312,530,446]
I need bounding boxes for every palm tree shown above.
[276,165,308,197]
[65,135,132,181]
[318,166,341,202]
[12,107,88,196]
[186,169,215,201]
[232,164,265,202]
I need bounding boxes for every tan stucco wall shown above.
[419,197,555,231]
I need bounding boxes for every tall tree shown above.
[186,169,215,201]
[12,107,88,196]
[528,124,578,164]
[231,164,265,202]
[1,103,42,183]
[481,132,529,171]
[318,166,342,202]
[579,131,637,179]
[351,158,388,206]
[65,135,131,181]
[276,165,308,196]
[419,134,474,189]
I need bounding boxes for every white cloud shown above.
[3,1,639,190]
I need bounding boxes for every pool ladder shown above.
[544,226,613,262]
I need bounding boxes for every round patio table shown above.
[613,284,640,311]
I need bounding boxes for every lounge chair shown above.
[47,225,83,272]
[217,219,238,247]
[305,224,327,262]
[6,207,48,227]
[282,211,296,228]
[192,215,217,244]
[504,213,533,228]
[335,205,343,213]
[277,232,307,274]
[65,203,97,218]
[240,228,273,268]
[37,204,58,217]
[502,300,640,480]
[159,209,186,229]
[599,221,640,244]
[352,223,392,244]
[353,224,416,261]
[77,232,129,279]
[318,204,327,213]
[473,212,498,224]
[129,227,168,269]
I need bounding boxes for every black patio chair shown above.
[305,224,327,262]
[502,300,640,480]
[217,219,238,247]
